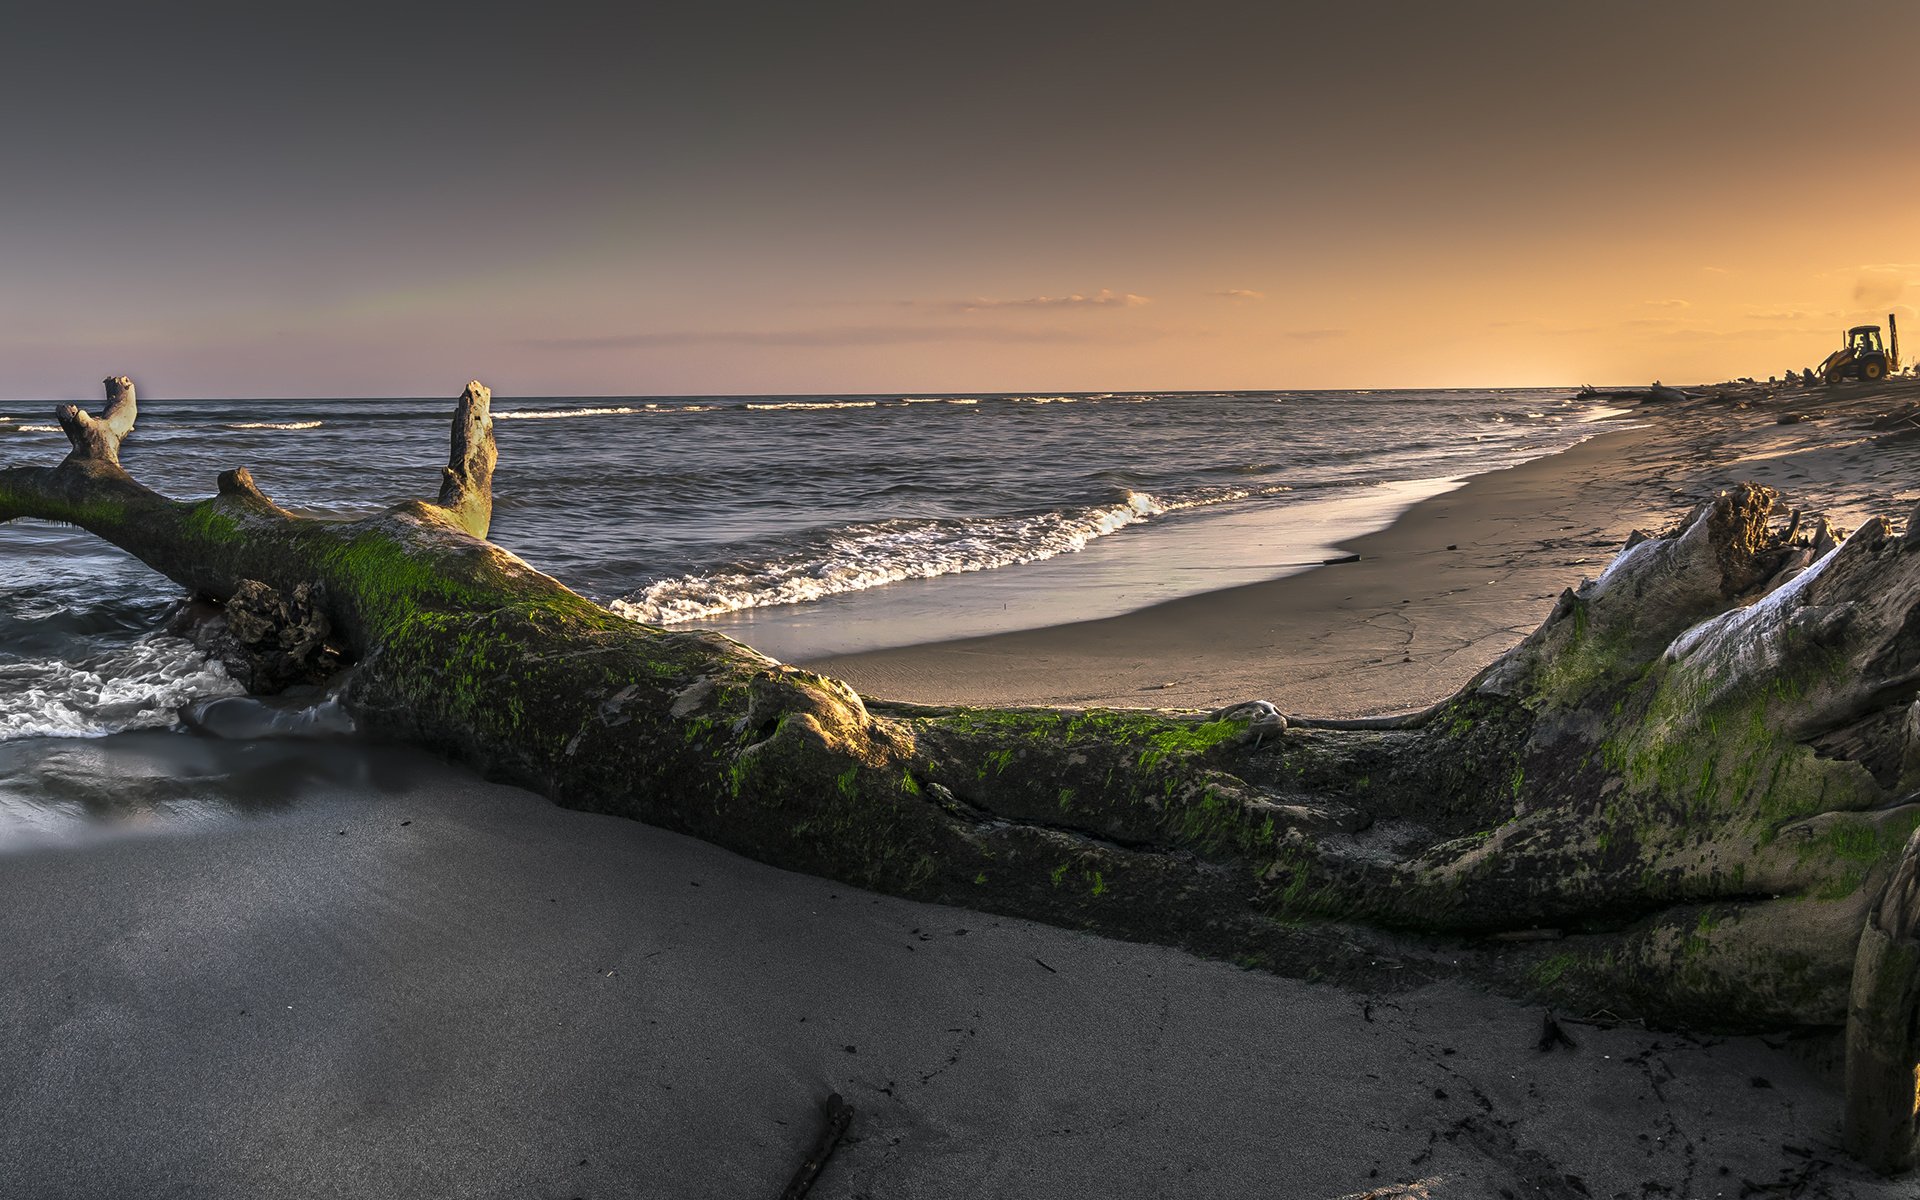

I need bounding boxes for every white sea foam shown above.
[0,637,243,741]
[609,486,1288,625]
[744,401,880,411]
[16,424,59,433]
[495,405,643,420]
[227,420,322,430]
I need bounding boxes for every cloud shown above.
[1641,298,1691,309]
[1748,309,1812,321]
[521,324,1148,351]
[1214,288,1265,301]
[1853,268,1909,308]
[1701,266,1731,274]
[910,288,1151,313]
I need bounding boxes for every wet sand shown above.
[0,737,1903,1198]
[8,380,1920,1196]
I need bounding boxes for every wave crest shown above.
[496,405,642,420]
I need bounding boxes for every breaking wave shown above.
[744,400,880,412]
[495,405,643,420]
[610,486,1285,624]
[227,421,322,430]
[0,637,243,741]
[494,404,719,420]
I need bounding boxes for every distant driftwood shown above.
[1575,381,1697,403]
[7,378,1920,1173]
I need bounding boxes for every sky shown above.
[2,0,1916,398]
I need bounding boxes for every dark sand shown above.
[8,380,1920,1197]
[0,736,1902,1199]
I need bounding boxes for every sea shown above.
[0,387,1624,840]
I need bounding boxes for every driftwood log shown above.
[7,378,1920,1171]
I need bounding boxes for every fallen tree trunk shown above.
[8,381,1920,1062]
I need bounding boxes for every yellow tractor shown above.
[1817,314,1900,383]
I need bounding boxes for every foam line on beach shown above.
[0,637,241,741]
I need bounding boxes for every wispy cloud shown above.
[908,288,1151,313]
[1641,298,1690,309]
[1652,326,1826,343]
[1748,309,1813,321]
[521,324,1151,351]
[1701,266,1731,274]
[1214,288,1265,301]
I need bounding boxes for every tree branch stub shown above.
[55,375,138,466]
[437,380,495,538]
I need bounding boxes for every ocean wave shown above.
[744,401,880,411]
[15,424,60,433]
[613,491,1166,623]
[0,637,242,741]
[1006,396,1078,404]
[227,420,322,430]
[900,397,979,405]
[495,405,643,420]
[609,485,1288,624]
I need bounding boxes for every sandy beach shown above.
[0,734,1903,1199]
[8,381,1920,1197]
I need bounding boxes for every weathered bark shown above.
[9,380,1920,1111]
[1846,827,1920,1172]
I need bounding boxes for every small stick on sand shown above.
[778,1092,854,1200]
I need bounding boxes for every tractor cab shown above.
[1849,326,1886,357]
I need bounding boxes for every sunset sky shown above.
[3,1,1915,398]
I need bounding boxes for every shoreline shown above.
[805,377,1920,716]
[802,419,1665,716]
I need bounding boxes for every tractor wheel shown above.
[1863,359,1887,381]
